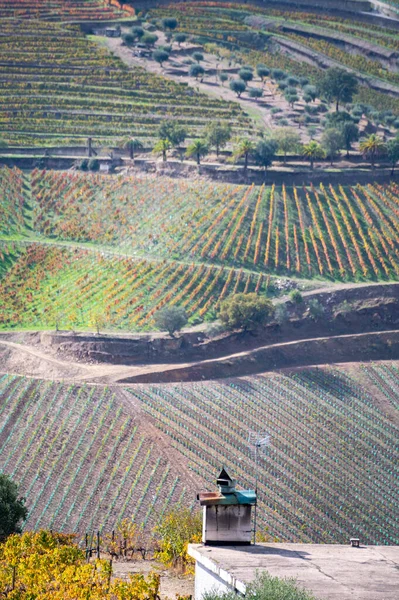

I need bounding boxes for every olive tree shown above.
[154,306,188,337]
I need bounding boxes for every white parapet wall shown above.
[189,544,246,600]
[188,542,399,600]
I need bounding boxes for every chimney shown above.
[197,468,256,545]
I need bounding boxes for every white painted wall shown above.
[195,561,235,600]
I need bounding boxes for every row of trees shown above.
[128,119,399,171]
[154,290,325,337]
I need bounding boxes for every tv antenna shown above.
[248,431,271,544]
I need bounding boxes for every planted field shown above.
[0,19,250,147]
[0,375,189,533]
[0,0,132,20]
[19,168,399,279]
[0,364,397,540]
[3,167,399,330]
[149,2,399,112]
[0,245,270,331]
[129,365,399,545]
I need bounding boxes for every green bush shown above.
[88,159,99,171]
[218,293,274,331]
[290,290,303,304]
[203,571,317,600]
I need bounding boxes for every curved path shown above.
[2,328,399,385]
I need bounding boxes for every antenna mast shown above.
[248,431,271,544]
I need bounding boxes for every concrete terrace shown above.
[188,543,399,600]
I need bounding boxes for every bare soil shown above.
[2,282,399,384]
[111,559,194,599]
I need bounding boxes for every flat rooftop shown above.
[188,543,399,599]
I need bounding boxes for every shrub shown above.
[162,17,178,30]
[79,158,89,171]
[154,507,201,570]
[271,68,286,80]
[308,298,325,320]
[131,26,144,39]
[290,290,303,304]
[122,33,135,46]
[248,87,263,99]
[275,303,288,325]
[88,158,99,171]
[218,293,275,331]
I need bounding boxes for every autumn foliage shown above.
[0,530,160,600]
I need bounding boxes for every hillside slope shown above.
[0,363,397,543]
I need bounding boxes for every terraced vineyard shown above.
[0,18,250,147]
[129,365,399,545]
[2,166,399,330]
[0,375,189,533]
[148,1,399,113]
[0,0,133,20]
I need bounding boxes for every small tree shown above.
[271,68,286,81]
[238,68,253,83]
[248,87,263,100]
[189,63,205,80]
[339,121,359,157]
[319,67,358,112]
[186,139,208,165]
[303,84,318,101]
[219,72,228,86]
[254,138,278,173]
[158,122,187,160]
[153,138,171,162]
[229,79,246,98]
[141,33,158,47]
[0,473,28,540]
[386,137,399,175]
[206,121,231,156]
[152,49,169,67]
[359,134,386,170]
[162,17,178,31]
[174,32,186,46]
[192,51,204,63]
[218,293,275,332]
[321,128,343,165]
[302,141,325,170]
[90,311,105,335]
[122,33,135,46]
[154,306,187,337]
[256,64,270,82]
[275,128,301,164]
[233,138,255,171]
[131,26,144,39]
